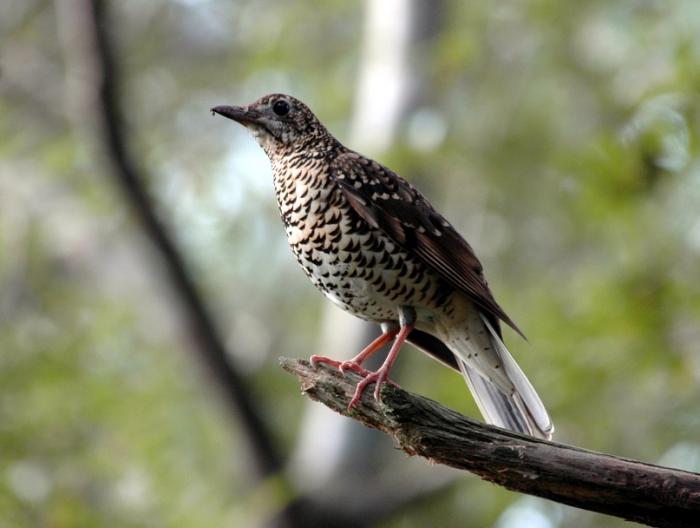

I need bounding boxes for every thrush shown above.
[212,94,553,439]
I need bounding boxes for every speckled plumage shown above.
[273,149,452,324]
[212,94,553,439]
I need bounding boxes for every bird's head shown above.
[212,94,333,157]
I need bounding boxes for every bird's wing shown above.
[331,151,523,338]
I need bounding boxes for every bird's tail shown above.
[452,315,554,440]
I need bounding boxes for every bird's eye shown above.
[272,100,290,116]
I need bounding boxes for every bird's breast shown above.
[271,161,450,323]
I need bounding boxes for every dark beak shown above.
[211,105,260,125]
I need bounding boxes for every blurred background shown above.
[2,0,700,526]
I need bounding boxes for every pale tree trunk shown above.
[291,0,446,499]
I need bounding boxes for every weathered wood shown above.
[281,357,700,528]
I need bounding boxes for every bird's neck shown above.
[269,136,342,173]
[270,141,344,203]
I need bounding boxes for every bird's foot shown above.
[309,354,342,369]
[345,320,413,409]
[348,366,396,409]
[338,361,372,377]
[310,355,397,409]
[310,355,372,377]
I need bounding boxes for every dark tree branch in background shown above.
[74,0,289,504]
[282,358,700,528]
[61,3,459,527]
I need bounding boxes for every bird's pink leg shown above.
[310,328,398,377]
[348,322,413,409]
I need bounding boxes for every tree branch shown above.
[65,0,289,504]
[281,357,700,528]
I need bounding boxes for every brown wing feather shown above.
[332,151,524,338]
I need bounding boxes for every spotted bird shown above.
[212,94,553,439]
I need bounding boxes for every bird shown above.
[212,94,553,440]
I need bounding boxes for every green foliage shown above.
[2,1,699,526]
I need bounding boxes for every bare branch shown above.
[281,357,700,528]
[65,0,286,494]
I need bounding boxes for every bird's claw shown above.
[348,367,392,409]
[310,354,342,369]
[310,355,370,377]
[309,355,397,410]
[338,361,371,377]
